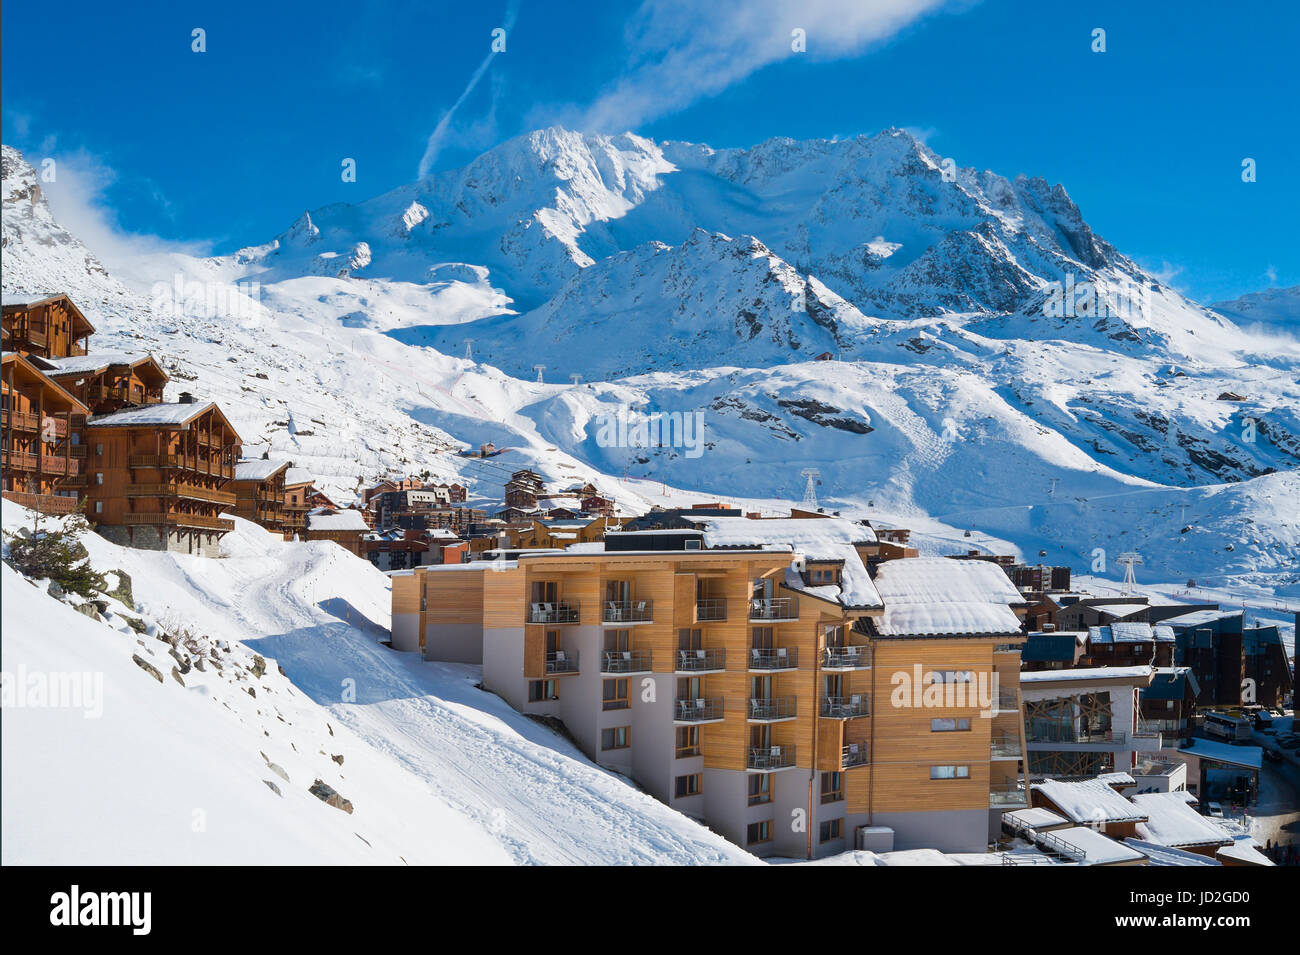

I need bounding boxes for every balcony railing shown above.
[749,596,799,621]
[529,601,580,624]
[990,785,1029,808]
[748,696,796,721]
[675,698,724,723]
[747,746,796,771]
[4,450,38,470]
[126,483,237,506]
[695,597,727,621]
[38,455,78,476]
[991,734,1021,759]
[121,511,234,531]
[821,695,869,719]
[602,599,652,624]
[674,647,725,672]
[1027,726,1127,746]
[748,647,798,670]
[822,646,871,669]
[1,409,40,432]
[544,650,580,675]
[842,743,870,768]
[0,491,78,515]
[601,649,652,674]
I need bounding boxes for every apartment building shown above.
[393,515,1031,858]
[1,351,88,514]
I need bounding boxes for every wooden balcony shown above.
[0,491,79,515]
[126,482,237,506]
[121,511,234,532]
[128,454,235,478]
[1,409,40,432]
[4,450,38,470]
[39,455,79,476]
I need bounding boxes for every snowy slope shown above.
[1212,285,1300,329]
[0,501,756,865]
[4,132,1298,599]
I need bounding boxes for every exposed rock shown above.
[309,779,354,814]
[131,654,164,684]
[331,754,344,766]
[74,603,103,623]
[250,654,267,678]
[106,568,133,607]
[263,780,282,796]
[46,580,64,599]
[170,666,185,687]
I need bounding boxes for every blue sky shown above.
[3,0,1297,304]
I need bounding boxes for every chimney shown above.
[179,391,196,404]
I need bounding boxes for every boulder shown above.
[131,654,164,684]
[309,779,354,814]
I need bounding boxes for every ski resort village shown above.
[2,53,1299,872]
[2,284,1295,866]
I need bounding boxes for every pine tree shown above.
[4,507,107,599]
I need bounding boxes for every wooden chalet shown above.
[84,398,242,557]
[2,294,94,359]
[282,466,315,536]
[302,506,368,555]
[42,352,168,414]
[231,458,291,531]
[1,352,89,514]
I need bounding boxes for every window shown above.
[928,670,974,684]
[810,566,840,585]
[602,678,629,710]
[931,717,972,732]
[600,726,630,751]
[747,774,771,806]
[674,773,702,798]
[94,501,103,514]
[528,680,556,702]
[95,443,103,455]
[820,772,844,804]
[930,765,971,780]
[819,818,843,843]
[95,473,104,485]
[746,820,772,845]
[675,726,700,758]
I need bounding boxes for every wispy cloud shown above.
[551,0,952,133]
[32,146,211,269]
[417,0,522,177]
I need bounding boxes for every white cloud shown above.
[417,0,522,177]
[557,0,952,132]
[35,147,211,269]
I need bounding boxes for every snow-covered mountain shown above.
[1213,285,1300,329]
[3,132,1298,598]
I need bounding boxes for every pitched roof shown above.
[871,557,1024,637]
[1032,778,1150,825]
[1131,792,1233,848]
[88,401,218,428]
[235,459,290,482]
[42,350,164,379]
[306,508,368,531]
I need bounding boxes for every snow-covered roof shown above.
[1088,603,1149,620]
[1032,778,1149,825]
[284,467,314,487]
[1123,839,1221,866]
[42,351,155,376]
[1177,738,1262,770]
[88,401,217,427]
[1131,792,1232,848]
[1019,665,1153,684]
[695,516,877,551]
[564,542,606,554]
[1097,771,1135,786]
[1162,609,1242,628]
[235,459,290,482]
[1045,827,1145,865]
[1089,621,1159,644]
[306,508,368,532]
[871,558,1024,637]
[1216,839,1275,866]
